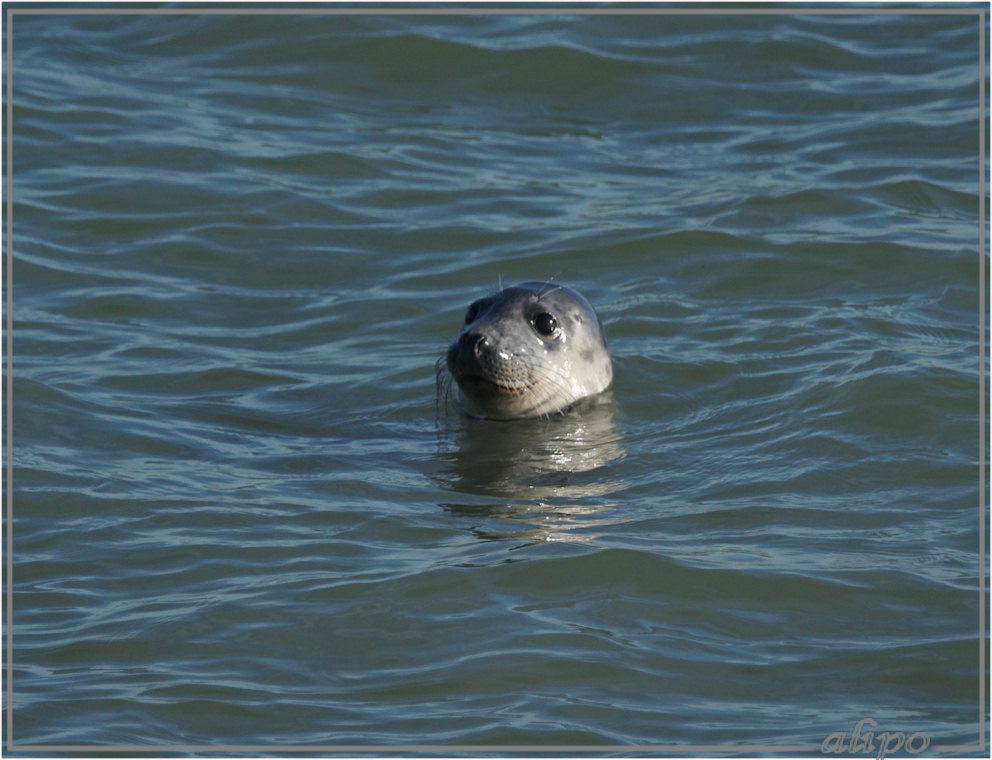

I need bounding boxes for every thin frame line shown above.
[3,3,987,755]
[8,744,818,753]
[3,6,989,15]
[5,743,986,754]
[5,6,13,755]
[980,6,988,756]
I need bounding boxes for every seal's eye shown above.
[533,312,559,337]
[465,301,483,325]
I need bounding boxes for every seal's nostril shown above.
[459,331,487,356]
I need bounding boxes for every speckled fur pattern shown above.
[442,281,612,420]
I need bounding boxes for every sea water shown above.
[7,8,984,752]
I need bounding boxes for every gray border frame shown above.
[2,2,987,756]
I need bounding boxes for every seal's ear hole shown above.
[533,312,559,337]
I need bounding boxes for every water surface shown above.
[7,8,985,753]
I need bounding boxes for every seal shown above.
[443,281,612,420]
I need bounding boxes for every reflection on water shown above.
[433,397,626,543]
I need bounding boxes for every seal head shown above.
[445,281,612,420]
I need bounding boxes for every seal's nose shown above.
[447,330,489,375]
[459,331,488,357]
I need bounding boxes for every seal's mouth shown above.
[454,373,532,398]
